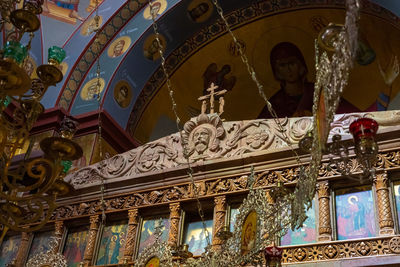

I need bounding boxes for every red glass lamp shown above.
[264,243,283,267]
[349,118,379,177]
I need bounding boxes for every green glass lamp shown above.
[48,46,66,65]
[3,41,28,64]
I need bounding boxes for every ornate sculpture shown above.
[183,113,225,161]
[66,110,400,188]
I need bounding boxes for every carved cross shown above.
[198,83,227,115]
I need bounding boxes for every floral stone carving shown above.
[66,111,400,188]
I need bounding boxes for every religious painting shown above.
[145,257,160,267]
[90,136,117,164]
[202,63,236,96]
[143,34,166,61]
[0,235,20,267]
[96,221,128,265]
[27,231,54,260]
[138,217,170,255]
[257,40,315,119]
[143,0,167,20]
[63,227,89,266]
[23,56,37,78]
[107,36,131,58]
[114,80,133,108]
[281,200,317,246]
[183,219,213,256]
[187,0,213,23]
[228,39,246,57]
[335,186,377,240]
[71,133,96,172]
[229,207,240,233]
[41,0,86,24]
[81,15,103,36]
[393,181,400,225]
[14,131,54,156]
[58,62,69,76]
[240,210,257,255]
[80,77,106,101]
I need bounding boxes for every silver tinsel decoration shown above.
[25,237,67,267]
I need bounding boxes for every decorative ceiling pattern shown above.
[4,0,400,145]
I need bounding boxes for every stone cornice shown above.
[65,111,400,191]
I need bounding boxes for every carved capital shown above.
[316,181,330,198]
[317,181,332,241]
[212,196,227,250]
[123,208,139,262]
[374,172,389,190]
[168,203,181,248]
[214,195,226,212]
[89,214,100,229]
[83,215,100,264]
[128,208,139,224]
[374,172,394,235]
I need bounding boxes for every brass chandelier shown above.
[0,0,82,243]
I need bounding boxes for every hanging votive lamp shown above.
[36,46,66,85]
[349,118,379,176]
[264,243,283,267]
[3,41,28,65]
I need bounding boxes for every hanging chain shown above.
[148,0,212,249]
[210,0,304,167]
[93,0,108,265]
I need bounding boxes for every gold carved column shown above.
[83,215,100,266]
[374,172,395,235]
[122,208,139,263]
[14,232,31,267]
[212,196,227,250]
[317,181,332,241]
[53,220,65,253]
[168,203,181,248]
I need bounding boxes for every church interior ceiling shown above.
[9,0,400,145]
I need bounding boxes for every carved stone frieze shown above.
[53,148,400,222]
[282,236,398,263]
[66,111,400,188]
